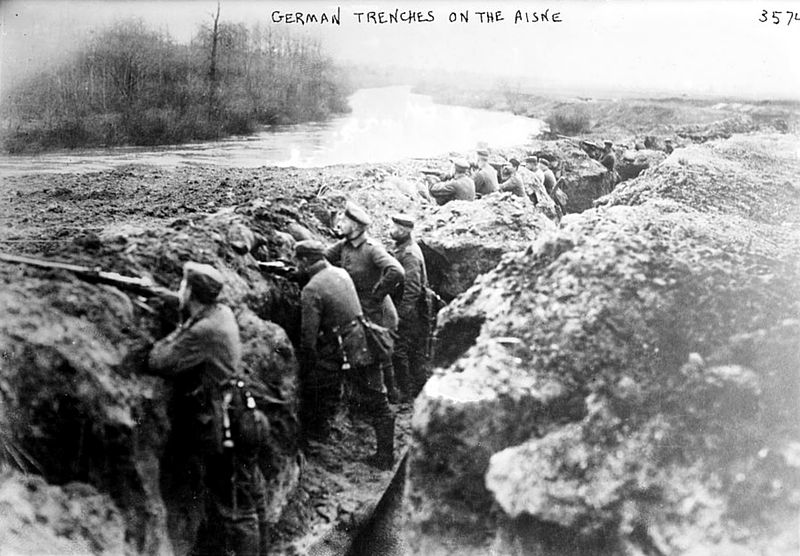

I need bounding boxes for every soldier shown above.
[600,140,617,173]
[499,161,528,200]
[664,138,674,154]
[516,155,536,195]
[147,262,270,556]
[296,240,396,469]
[539,158,558,198]
[472,148,499,197]
[428,158,476,205]
[325,202,405,402]
[521,156,558,218]
[388,214,430,401]
[599,140,619,194]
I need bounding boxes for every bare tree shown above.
[208,2,221,114]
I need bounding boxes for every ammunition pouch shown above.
[331,318,374,369]
[359,316,396,364]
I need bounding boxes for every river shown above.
[0,86,544,176]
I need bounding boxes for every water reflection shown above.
[0,86,544,175]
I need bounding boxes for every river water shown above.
[0,86,544,175]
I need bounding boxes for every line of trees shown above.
[1,16,352,153]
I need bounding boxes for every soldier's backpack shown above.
[219,377,270,457]
[358,316,396,364]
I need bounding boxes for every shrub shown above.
[546,105,592,136]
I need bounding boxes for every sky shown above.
[1,0,798,99]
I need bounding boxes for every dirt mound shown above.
[617,148,667,181]
[537,139,608,213]
[599,133,800,225]
[676,113,758,142]
[404,133,800,555]
[0,470,126,555]
[0,199,323,553]
[415,193,555,300]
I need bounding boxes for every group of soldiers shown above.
[424,148,568,219]
[143,201,431,554]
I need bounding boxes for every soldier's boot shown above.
[365,415,395,470]
[381,361,401,404]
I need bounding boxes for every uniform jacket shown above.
[543,169,557,196]
[325,235,404,328]
[149,303,241,390]
[600,151,617,172]
[429,174,476,204]
[499,174,528,199]
[300,259,366,367]
[392,237,428,323]
[148,303,242,455]
[520,167,555,209]
[473,165,499,196]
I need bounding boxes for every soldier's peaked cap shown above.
[295,239,326,257]
[524,155,538,163]
[344,201,372,226]
[538,158,551,168]
[391,213,415,228]
[604,140,614,146]
[476,149,490,157]
[183,262,224,302]
[451,157,470,170]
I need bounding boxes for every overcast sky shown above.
[1,0,798,99]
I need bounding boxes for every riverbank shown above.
[417,82,800,143]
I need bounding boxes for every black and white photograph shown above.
[0,1,798,554]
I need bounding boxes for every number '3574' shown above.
[759,10,800,25]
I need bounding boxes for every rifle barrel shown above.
[0,251,155,291]
[0,252,97,275]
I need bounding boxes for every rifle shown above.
[257,260,298,277]
[420,169,449,181]
[257,260,308,284]
[0,252,170,298]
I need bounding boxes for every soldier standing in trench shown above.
[473,148,499,197]
[147,262,270,556]
[600,140,619,194]
[296,240,396,469]
[325,201,405,403]
[521,156,559,219]
[388,214,430,402]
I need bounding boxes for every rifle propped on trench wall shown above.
[0,251,171,299]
